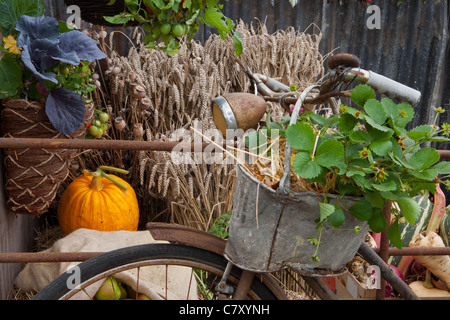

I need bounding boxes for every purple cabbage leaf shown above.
[59,30,106,62]
[45,87,86,135]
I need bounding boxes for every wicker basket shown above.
[1,99,93,215]
[64,0,140,27]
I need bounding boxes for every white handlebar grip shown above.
[366,70,422,107]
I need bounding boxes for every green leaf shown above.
[364,115,391,132]
[387,220,403,249]
[0,56,23,99]
[103,13,134,24]
[203,6,230,33]
[409,168,438,181]
[351,84,376,107]
[397,197,420,225]
[429,137,450,142]
[368,208,387,233]
[364,192,385,208]
[315,140,344,167]
[367,125,394,141]
[349,200,373,221]
[372,181,397,192]
[339,113,358,132]
[346,144,366,160]
[0,0,45,35]
[406,125,433,142]
[395,102,414,127]
[319,202,335,223]
[232,31,243,56]
[370,139,393,156]
[433,161,450,174]
[328,206,345,227]
[286,122,316,152]
[408,147,440,171]
[349,130,371,144]
[409,182,437,195]
[364,99,387,125]
[346,168,365,177]
[309,113,328,126]
[381,97,399,119]
[292,151,322,179]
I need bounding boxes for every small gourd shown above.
[57,166,139,235]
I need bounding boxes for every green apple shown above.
[137,293,151,300]
[119,284,127,299]
[95,276,122,300]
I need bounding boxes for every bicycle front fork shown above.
[216,261,255,300]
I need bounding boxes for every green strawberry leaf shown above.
[315,139,344,168]
[396,197,420,225]
[387,220,403,249]
[328,206,345,227]
[381,97,399,119]
[351,84,376,107]
[368,208,387,233]
[372,181,397,192]
[319,202,335,223]
[339,113,358,132]
[433,161,450,174]
[349,130,371,144]
[395,102,414,127]
[364,191,385,208]
[370,139,393,156]
[286,122,316,152]
[406,125,433,142]
[407,147,440,171]
[292,151,322,179]
[364,99,387,125]
[409,168,438,181]
[349,200,373,221]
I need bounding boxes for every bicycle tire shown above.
[32,243,280,300]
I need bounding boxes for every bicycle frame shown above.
[146,222,418,300]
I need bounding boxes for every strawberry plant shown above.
[276,84,450,262]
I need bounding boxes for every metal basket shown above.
[224,86,370,275]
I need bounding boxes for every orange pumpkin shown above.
[57,166,139,235]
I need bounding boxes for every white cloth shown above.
[14,228,198,300]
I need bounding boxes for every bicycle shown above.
[32,53,429,301]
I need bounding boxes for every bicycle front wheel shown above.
[32,243,283,300]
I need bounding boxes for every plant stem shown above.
[91,166,129,191]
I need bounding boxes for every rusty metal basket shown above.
[224,85,370,275]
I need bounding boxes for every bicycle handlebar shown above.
[330,68,422,107]
[253,67,422,107]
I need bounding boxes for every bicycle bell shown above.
[211,92,268,137]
